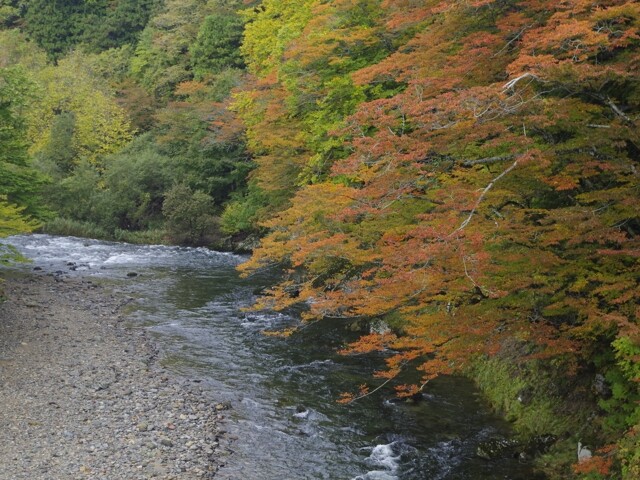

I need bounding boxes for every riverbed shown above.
[2,234,543,479]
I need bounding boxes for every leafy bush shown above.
[220,185,269,235]
[162,183,216,245]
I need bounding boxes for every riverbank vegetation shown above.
[0,0,638,477]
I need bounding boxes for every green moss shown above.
[467,357,574,436]
[465,355,608,478]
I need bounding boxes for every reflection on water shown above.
[3,235,543,479]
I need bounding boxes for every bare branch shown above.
[462,256,492,297]
[452,157,521,235]
[503,73,540,91]
[341,375,397,404]
[605,96,633,124]
[493,24,533,58]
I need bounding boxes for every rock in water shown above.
[476,438,522,460]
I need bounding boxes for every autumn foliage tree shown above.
[226,0,397,230]
[240,0,639,474]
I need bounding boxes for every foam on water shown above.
[276,359,334,373]
[425,439,463,480]
[2,234,243,275]
[354,472,399,480]
[352,442,401,480]
[367,443,401,471]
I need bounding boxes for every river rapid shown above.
[2,234,542,479]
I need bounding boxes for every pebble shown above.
[0,275,226,479]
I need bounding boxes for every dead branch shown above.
[605,96,633,124]
[452,157,520,234]
[502,72,540,91]
[493,24,534,58]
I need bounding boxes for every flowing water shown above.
[2,234,543,480]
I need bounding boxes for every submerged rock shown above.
[477,434,557,460]
[476,438,522,460]
[293,406,309,419]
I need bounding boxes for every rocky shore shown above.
[0,273,229,479]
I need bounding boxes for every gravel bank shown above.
[0,273,229,479]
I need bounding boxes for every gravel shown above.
[0,273,229,479]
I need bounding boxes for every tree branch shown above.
[605,96,633,125]
[341,375,397,404]
[502,72,540,91]
[451,157,520,235]
[493,24,533,58]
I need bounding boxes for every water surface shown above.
[2,234,542,479]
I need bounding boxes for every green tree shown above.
[43,159,101,223]
[82,0,161,53]
[0,66,43,267]
[129,0,207,97]
[163,183,215,245]
[0,29,48,71]
[0,0,22,28]
[0,65,45,218]
[97,141,172,231]
[21,0,159,61]
[190,13,245,79]
[22,0,106,61]
[36,111,77,174]
[28,51,133,169]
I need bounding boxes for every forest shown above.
[0,0,638,477]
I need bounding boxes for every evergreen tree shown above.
[190,13,245,79]
[22,0,160,61]
[23,0,104,61]
[82,0,161,53]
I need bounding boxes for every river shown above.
[2,234,543,479]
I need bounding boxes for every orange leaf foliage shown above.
[239,0,640,404]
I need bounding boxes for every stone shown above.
[159,437,173,447]
[592,373,611,398]
[137,423,149,432]
[476,437,522,460]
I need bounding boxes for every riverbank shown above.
[0,272,229,479]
